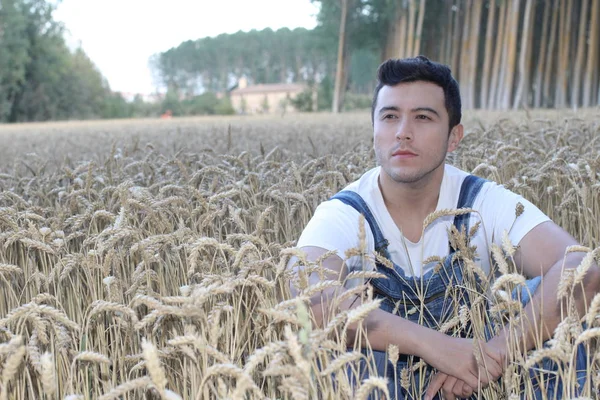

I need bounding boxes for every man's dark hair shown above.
[371,56,461,130]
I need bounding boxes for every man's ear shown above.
[447,124,464,152]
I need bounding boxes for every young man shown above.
[292,56,599,399]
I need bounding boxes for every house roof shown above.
[230,83,306,95]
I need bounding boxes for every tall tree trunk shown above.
[571,0,589,108]
[468,0,482,108]
[522,0,536,107]
[583,0,599,107]
[383,4,401,60]
[513,0,534,109]
[480,0,497,109]
[339,49,351,109]
[555,0,571,107]
[543,0,560,107]
[332,0,349,113]
[533,1,551,108]
[443,1,454,65]
[450,0,462,76]
[406,0,417,56]
[554,0,567,108]
[565,0,574,105]
[413,0,427,55]
[489,0,508,109]
[500,0,520,109]
[398,4,408,59]
[459,0,472,108]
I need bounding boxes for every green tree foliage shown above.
[214,97,235,115]
[312,0,600,110]
[101,92,130,119]
[6,0,596,121]
[0,0,149,122]
[317,76,334,111]
[290,90,314,112]
[0,0,30,121]
[152,27,339,95]
[128,95,161,118]
[150,24,384,113]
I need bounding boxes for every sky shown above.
[53,0,319,95]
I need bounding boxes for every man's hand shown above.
[421,336,503,389]
[483,336,508,369]
[423,336,505,398]
[425,373,474,400]
[424,338,507,399]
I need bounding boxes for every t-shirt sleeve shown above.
[478,182,550,249]
[296,199,375,264]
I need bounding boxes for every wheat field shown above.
[0,110,599,399]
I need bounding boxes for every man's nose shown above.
[395,120,413,141]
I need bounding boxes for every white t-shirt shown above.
[297,164,549,281]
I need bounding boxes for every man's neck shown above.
[378,165,445,219]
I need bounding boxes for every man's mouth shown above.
[392,150,418,157]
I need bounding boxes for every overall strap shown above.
[453,174,488,234]
[329,191,390,255]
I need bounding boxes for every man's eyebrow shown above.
[378,106,399,115]
[412,107,440,117]
[378,106,440,117]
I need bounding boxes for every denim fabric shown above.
[331,175,486,399]
[507,277,589,400]
[329,175,588,399]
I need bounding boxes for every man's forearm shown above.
[492,253,600,355]
[425,253,600,398]
[343,298,441,358]
[311,290,498,389]
[310,290,449,362]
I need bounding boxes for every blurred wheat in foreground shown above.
[0,111,599,399]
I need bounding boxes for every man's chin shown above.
[384,166,443,185]
[391,175,424,184]
[385,169,424,184]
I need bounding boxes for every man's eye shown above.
[383,114,396,120]
[416,115,431,120]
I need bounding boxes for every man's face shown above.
[373,81,462,184]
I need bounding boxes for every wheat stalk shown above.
[355,376,390,400]
[142,338,167,397]
[98,377,152,400]
[40,352,57,396]
[320,351,364,376]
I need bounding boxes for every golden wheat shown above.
[0,111,598,399]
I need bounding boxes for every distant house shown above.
[229,77,311,114]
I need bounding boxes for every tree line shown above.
[151,26,381,112]
[309,0,600,110]
[154,0,600,112]
[0,0,137,122]
[0,0,208,123]
[2,0,598,123]
[151,28,336,94]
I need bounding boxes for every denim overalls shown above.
[330,175,588,399]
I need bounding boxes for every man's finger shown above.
[452,379,468,398]
[425,372,447,400]
[454,380,474,398]
[479,342,505,383]
[463,369,481,390]
[451,379,464,398]
[442,375,458,400]
[478,352,503,385]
